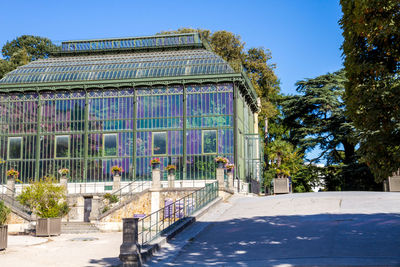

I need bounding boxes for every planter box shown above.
[273,178,290,194]
[388,176,400,192]
[0,225,7,250]
[36,218,61,236]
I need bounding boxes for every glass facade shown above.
[0,83,245,184]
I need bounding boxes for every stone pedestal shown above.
[167,173,175,188]
[151,167,161,190]
[113,173,121,191]
[60,175,68,194]
[227,171,234,190]
[119,218,142,267]
[6,176,15,197]
[89,196,101,222]
[216,168,225,190]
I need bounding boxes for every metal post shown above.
[132,85,137,182]
[182,84,187,181]
[233,82,239,192]
[83,89,89,183]
[35,91,42,180]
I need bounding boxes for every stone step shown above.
[61,222,100,234]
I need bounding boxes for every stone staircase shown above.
[61,222,100,234]
[0,186,34,222]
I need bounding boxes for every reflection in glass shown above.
[153,132,167,155]
[55,136,69,158]
[203,130,217,154]
[104,134,117,156]
[9,137,22,159]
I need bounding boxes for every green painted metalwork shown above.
[35,94,41,180]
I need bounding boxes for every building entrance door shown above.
[84,197,92,222]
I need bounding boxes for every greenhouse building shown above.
[0,33,261,190]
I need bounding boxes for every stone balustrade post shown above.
[6,176,15,198]
[167,172,175,188]
[113,172,121,192]
[151,165,161,190]
[60,175,68,194]
[119,218,142,267]
[227,171,234,190]
[216,167,225,190]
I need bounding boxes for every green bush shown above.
[104,193,119,204]
[17,176,69,218]
[0,201,11,225]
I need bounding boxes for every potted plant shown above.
[225,163,235,173]
[17,176,69,237]
[111,165,123,176]
[6,169,19,180]
[165,165,177,175]
[0,200,10,250]
[215,157,228,169]
[58,168,69,178]
[150,158,161,169]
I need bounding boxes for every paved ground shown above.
[0,232,122,266]
[1,192,399,267]
[147,192,400,266]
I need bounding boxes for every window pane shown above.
[56,136,69,158]
[153,132,167,155]
[203,130,217,154]
[9,137,22,159]
[104,134,117,156]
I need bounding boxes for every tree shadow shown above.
[87,257,122,267]
[152,213,400,266]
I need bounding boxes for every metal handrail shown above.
[0,185,32,215]
[137,181,219,246]
[98,179,150,215]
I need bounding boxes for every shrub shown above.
[104,193,119,204]
[17,176,69,218]
[0,201,10,225]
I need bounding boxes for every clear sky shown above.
[0,0,343,95]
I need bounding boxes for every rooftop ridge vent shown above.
[61,33,202,53]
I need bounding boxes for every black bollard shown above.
[119,218,142,267]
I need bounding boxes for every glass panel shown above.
[55,135,69,158]
[104,134,117,156]
[203,130,217,154]
[8,137,22,159]
[153,132,167,155]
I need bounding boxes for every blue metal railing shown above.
[138,181,219,246]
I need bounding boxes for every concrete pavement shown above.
[147,192,400,266]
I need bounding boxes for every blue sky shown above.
[0,0,343,95]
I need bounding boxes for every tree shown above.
[0,35,57,79]
[281,70,380,191]
[340,0,400,182]
[158,28,281,182]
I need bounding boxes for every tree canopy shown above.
[340,0,400,181]
[0,35,57,79]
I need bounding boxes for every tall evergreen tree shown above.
[340,0,400,181]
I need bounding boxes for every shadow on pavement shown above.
[87,256,122,267]
[157,213,400,266]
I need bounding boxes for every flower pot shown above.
[0,225,7,250]
[168,169,175,175]
[152,163,160,170]
[113,171,121,176]
[216,162,225,169]
[36,218,61,237]
[226,168,233,173]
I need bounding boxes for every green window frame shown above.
[202,130,217,155]
[103,133,118,157]
[152,132,167,156]
[8,137,22,160]
[55,135,70,159]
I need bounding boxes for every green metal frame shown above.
[151,131,168,156]
[7,136,23,160]
[201,129,218,155]
[103,133,118,157]
[54,135,70,159]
